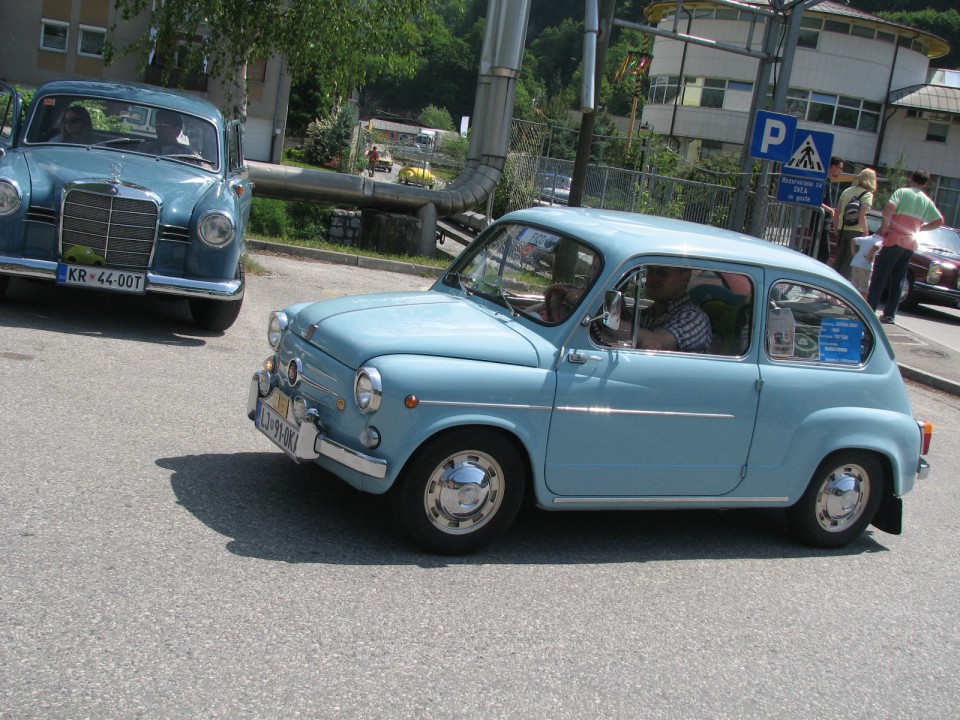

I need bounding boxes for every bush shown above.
[249,198,331,241]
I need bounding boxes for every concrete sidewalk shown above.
[882,321,960,397]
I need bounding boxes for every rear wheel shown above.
[189,263,244,331]
[786,451,884,548]
[0,274,8,300]
[391,428,526,555]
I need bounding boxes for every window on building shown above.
[247,57,267,83]
[824,20,850,35]
[40,19,69,52]
[851,25,874,39]
[648,76,680,105]
[784,89,809,119]
[768,89,880,134]
[715,8,739,20]
[927,122,949,143]
[876,31,895,44]
[797,16,821,49]
[699,139,724,159]
[678,77,753,111]
[78,26,106,58]
[859,101,881,132]
[808,92,837,124]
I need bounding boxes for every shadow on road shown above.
[1,277,216,345]
[159,451,890,566]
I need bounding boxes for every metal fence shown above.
[503,118,829,258]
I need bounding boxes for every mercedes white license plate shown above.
[56,264,146,294]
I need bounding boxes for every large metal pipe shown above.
[248,0,531,247]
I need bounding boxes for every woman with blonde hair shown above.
[834,168,877,280]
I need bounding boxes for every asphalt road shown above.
[2,252,959,719]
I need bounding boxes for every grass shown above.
[245,233,455,271]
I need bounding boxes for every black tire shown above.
[189,263,244,331]
[899,274,919,312]
[785,451,884,548]
[391,428,526,555]
[0,274,8,300]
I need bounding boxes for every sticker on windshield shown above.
[517,227,560,252]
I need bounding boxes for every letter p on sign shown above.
[750,110,797,163]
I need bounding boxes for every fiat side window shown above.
[766,282,875,365]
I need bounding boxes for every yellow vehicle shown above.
[398,160,436,188]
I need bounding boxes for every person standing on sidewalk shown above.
[809,156,845,264]
[867,169,943,324]
[834,168,876,280]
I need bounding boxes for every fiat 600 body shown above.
[248,207,932,554]
[0,79,250,330]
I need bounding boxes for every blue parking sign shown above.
[750,111,797,163]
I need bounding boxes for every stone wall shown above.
[327,209,362,246]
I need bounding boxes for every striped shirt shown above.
[639,294,713,353]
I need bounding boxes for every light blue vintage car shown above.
[0,79,250,330]
[248,207,932,554]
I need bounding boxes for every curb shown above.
[246,239,444,279]
[897,363,960,397]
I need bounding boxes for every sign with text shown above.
[776,175,825,207]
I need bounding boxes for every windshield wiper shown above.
[494,284,518,316]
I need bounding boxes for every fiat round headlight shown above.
[354,367,382,414]
[0,179,22,216]
[268,311,288,349]
[198,211,235,247]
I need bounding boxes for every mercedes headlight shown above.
[926,261,949,284]
[354,367,383,414]
[197,211,235,247]
[0,179,21,216]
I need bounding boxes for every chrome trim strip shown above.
[552,496,789,505]
[316,435,388,479]
[556,406,735,419]
[0,256,57,279]
[298,376,338,397]
[305,362,339,386]
[145,272,244,299]
[416,399,552,411]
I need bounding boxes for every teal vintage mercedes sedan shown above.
[0,79,250,330]
[248,207,932,554]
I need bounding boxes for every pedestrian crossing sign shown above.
[782,129,834,179]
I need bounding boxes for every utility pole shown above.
[569,0,617,208]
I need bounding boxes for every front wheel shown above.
[189,264,244,331]
[785,451,884,548]
[391,428,526,554]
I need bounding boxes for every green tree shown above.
[875,8,960,69]
[418,105,455,131]
[109,0,427,120]
[303,104,358,171]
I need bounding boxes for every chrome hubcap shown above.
[424,450,504,535]
[815,463,870,532]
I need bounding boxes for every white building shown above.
[641,0,960,225]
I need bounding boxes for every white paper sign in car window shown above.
[517,226,560,252]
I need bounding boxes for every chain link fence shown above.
[498,118,826,257]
